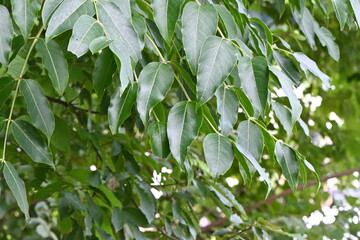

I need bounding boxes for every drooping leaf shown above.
[238,56,269,115]
[87,195,103,226]
[275,142,299,191]
[293,52,330,88]
[148,122,170,158]
[137,62,174,124]
[0,77,16,109]
[112,208,125,232]
[315,26,340,62]
[232,87,255,117]
[0,6,13,66]
[167,101,202,164]
[46,0,95,40]
[11,120,53,167]
[93,48,117,99]
[3,162,29,221]
[349,0,360,27]
[197,36,237,105]
[214,4,238,38]
[20,79,55,139]
[272,101,293,134]
[203,133,234,179]
[51,116,71,152]
[58,192,85,219]
[274,0,285,16]
[233,142,252,184]
[273,50,301,86]
[11,0,41,38]
[304,160,320,191]
[152,0,183,43]
[293,8,316,49]
[42,0,65,26]
[36,39,69,95]
[215,85,239,136]
[108,83,138,134]
[68,15,104,58]
[89,36,113,54]
[135,182,156,223]
[181,2,218,74]
[237,120,264,162]
[331,0,348,30]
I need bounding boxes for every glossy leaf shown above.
[89,36,113,54]
[215,85,238,136]
[46,0,95,40]
[137,62,174,124]
[36,39,69,95]
[3,162,30,221]
[148,122,170,158]
[275,142,299,191]
[112,208,125,232]
[273,50,301,86]
[197,36,237,105]
[135,182,156,223]
[167,101,202,164]
[42,0,65,26]
[12,120,53,167]
[203,133,234,179]
[93,48,117,99]
[152,0,183,43]
[0,6,13,66]
[68,15,104,58]
[331,0,348,30]
[108,83,138,134]
[11,0,41,38]
[181,2,218,74]
[237,120,264,161]
[0,77,16,109]
[20,79,55,139]
[238,56,269,115]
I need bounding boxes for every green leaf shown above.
[233,143,252,184]
[304,160,320,191]
[152,0,183,43]
[51,116,71,152]
[68,15,104,58]
[331,0,348,30]
[232,87,255,117]
[108,83,138,134]
[203,133,234,179]
[215,85,239,136]
[20,79,55,139]
[275,142,299,191]
[135,182,156,223]
[167,101,202,164]
[197,36,237,105]
[214,4,238,39]
[112,208,125,232]
[123,208,149,227]
[234,143,272,197]
[46,0,95,40]
[36,39,69,95]
[3,162,29,221]
[137,62,174,124]
[273,50,301,86]
[293,52,330,88]
[272,101,293,134]
[59,192,85,219]
[0,77,16,109]
[0,6,13,66]
[294,8,316,49]
[270,67,302,124]
[93,48,117,99]
[11,120,53,167]
[274,0,285,16]
[349,0,360,27]
[42,0,65,26]
[237,120,264,162]
[11,0,41,38]
[181,2,218,74]
[89,36,113,54]
[238,56,269,115]
[87,195,103,226]
[148,122,170,158]
[0,118,5,133]
[315,26,340,62]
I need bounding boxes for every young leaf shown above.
[135,182,156,223]
[197,36,237,105]
[238,56,269,116]
[36,39,69,95]
[68,15,104,58]
[46,0,95,40]
[0,6,13,66]
[42,0,65,26]
[3,162,30,221]
[112,207,125,232]
[11,0,41,38]
[0,77,16,109]
[237,120,264,162]
[275,142,299,191]
[148,122,170,158]
[89,36,113,54]
[215,85,239,136]
[20,79,55,139]
[181,2,218,74]
[331,0,348,30]
[93,48,117,99]
[167,101,202,164]
[11,120,53,167]
[152,0,184,43]
[137,62,174,124]
[203,133,234,179]
[108,83,138,134]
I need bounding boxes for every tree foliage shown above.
[0,0,359,239]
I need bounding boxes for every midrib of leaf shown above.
[44,43,61,90]
[4,162,27,211]
[215,134,221,176]
[73,21,98,53]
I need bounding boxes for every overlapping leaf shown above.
[275,142,299,191]
[215,85,238,136]
[11,0,41,38]
[0,6,13,66]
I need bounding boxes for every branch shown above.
[201,167,360,232]
[47,96,100,115]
